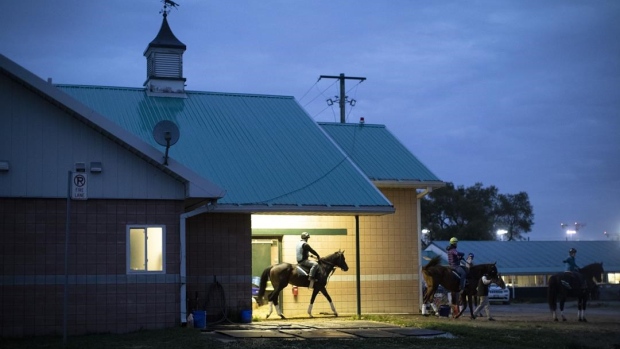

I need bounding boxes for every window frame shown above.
[126,224,167,274]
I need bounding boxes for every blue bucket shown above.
[193,310,206,329]
[240,309,252,323]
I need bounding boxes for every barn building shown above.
[0,9,443,337]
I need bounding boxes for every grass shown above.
[2,312,619,349]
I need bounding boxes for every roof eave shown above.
[209,204,396,216]
[373,180,446,189]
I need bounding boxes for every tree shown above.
[494,192,534,241]
[421,182,534,241]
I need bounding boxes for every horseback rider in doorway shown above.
[297,232,321,288]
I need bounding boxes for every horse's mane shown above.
[423,256,442,270]
[580,262,604,278]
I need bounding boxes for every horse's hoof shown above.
[471,315,476,320]
[553,318,558,322]
[562,318,567,322]
[279,315,286,320]
[334,313,338,317]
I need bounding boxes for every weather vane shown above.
[160,0,180,16]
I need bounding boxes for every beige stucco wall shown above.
[252,188,421,316]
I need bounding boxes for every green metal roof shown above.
[56,85,394,214]
[319,122,442,185]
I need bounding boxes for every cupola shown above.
[144,7,187,98]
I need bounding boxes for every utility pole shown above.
[319,73,366,123]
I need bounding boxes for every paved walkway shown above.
[200,319,448,342]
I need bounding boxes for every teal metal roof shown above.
[56,85,394,213]
[426,240,619,275]
[319,123,442,185]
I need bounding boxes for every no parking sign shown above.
[71,172,88,200]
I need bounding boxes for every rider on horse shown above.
[297,232,321,286]
[447,237,467,295]
[563,247,586,289]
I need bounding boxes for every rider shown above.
[563,247,586,289]
[297,232,321,284]
[447,237,467,294]
[563,248,580,272]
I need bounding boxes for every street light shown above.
[497,229,508,241]
[421,229,431,245]
[566,229,576,241]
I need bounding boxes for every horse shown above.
[422,255,498,318]
[548,262,604,322]
[257,250,348,319]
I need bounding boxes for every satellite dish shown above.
[152,120,180,165]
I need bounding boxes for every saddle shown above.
[296,264,311,277]
[560,272,586,290]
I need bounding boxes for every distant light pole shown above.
[422,228,431,245]
[497,229,508,241]
[561,222,585,241]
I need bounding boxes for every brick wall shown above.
[0,198,184,337]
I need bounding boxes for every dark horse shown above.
[422,255,498,318]
[257,250,348,319]
[548,262,604,322]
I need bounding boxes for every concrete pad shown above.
[216,329,297,339]
[383,328,446,337]
[339,329,406,338]
[280,329,359,339]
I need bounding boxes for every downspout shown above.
[179,203,213,325]
[416,187,432,313]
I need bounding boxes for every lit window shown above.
[127,225,165,273]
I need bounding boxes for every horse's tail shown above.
[257,266,272,305]
[548,274,558,311]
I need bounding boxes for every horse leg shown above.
[319,287,338,317]
[268,287,286,319]
[307,287,321,318]
[559,296,567,321]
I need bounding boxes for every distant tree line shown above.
[421,182,534,242]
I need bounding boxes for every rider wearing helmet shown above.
[563,247,586,289]
[563,248,580,272]
[447,237,467,293]
[297,232,321,284]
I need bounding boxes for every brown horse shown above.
[257,250,348,319]
[548,262,604,322]
[422,255,498,317]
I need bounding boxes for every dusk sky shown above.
[2,1,618,241]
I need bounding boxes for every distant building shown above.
[423,240,619,296]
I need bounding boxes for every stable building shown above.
[0,9,442,337]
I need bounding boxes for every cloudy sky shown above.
[2,1,619,241]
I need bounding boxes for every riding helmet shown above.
[301,232,310,240]
[569,248,577,254]
[450,237,458,244]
